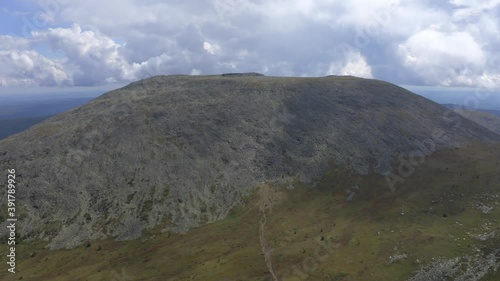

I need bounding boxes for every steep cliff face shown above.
[0,74,498,249]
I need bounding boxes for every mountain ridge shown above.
[0,74,498,249]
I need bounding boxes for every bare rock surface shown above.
[0,74,498,249]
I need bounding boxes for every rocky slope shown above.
[0,74,498,249]
[454,108,500,134]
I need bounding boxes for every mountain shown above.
[441,104,500,135]
[0,74,498,249]
[484,109,500,117]
[4,142,500,281]
[453,109,500,135]
[442,103,500,117]
[0,73,500,281]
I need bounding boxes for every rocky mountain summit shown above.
[0,74,498,249]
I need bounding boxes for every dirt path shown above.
[258,185,279,281]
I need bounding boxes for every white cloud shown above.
[0,24,176,86]
[399,30,485,67]
[31,24,132,85]
[0,50,70,86]
[0,35,31,50]
[450,0,500,19]
[0,0,499,89]
[129,53,175,78]
[342,54,373,78]
[203,41,220,55]
[328,51,373,78]
[398,29,492,86]
[190,69,201,75]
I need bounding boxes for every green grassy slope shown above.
[2,142,499,281]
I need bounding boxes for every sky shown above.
[0,0,499,107]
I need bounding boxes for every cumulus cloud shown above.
[0,0,499,89]
[0,35,31,50]
[31,24,132,85]
[328,51,373,78]
[203,42,220,55]
[395,1,500,89]
[0,50,70,86]
[398,30,486,86]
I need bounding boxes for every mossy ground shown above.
[2,143,500,280]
